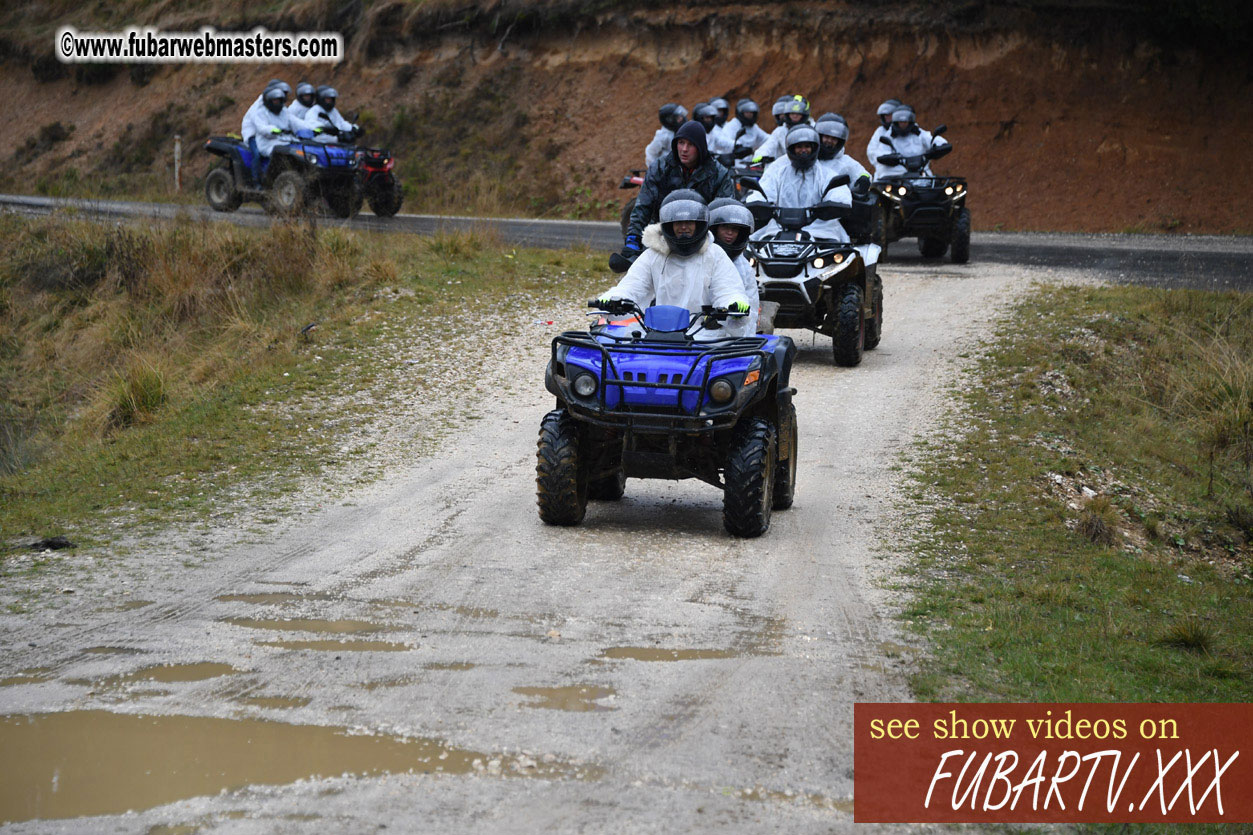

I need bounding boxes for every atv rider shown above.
[707,97,735,162]
[307,86,358,144]
[748,124,853,243]
[599,190,750,338]
[241,79,289,142]
[754,95,813,163]
[724,98,771,160]
[247,86,303,184]
[816,116,871,191]
[865,98,903,172]
[645,103,687,168]
[613,120,735,273]
[872,106,950,181]
[287,81,317,122]
[708,197,760,336]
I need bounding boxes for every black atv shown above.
[871,126,969,263]
[743,175,884,367]
[202,129,363,218]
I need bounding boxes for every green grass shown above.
[904,284,1253,706]
[0,213,604,556]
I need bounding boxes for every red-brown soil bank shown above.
[2,1,1249,233]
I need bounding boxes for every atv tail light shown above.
[743,370,760,387]
[709,379,735,404]
[572,373,597,397]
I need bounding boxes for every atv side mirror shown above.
[741,179,766,196]
[824,174,850,193]
[933,124,947,136]
[879,136,894,147]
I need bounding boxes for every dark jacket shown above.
[628,120,734,239]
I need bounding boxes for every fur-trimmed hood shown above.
[642,223,712,257]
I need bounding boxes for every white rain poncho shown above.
[601,224,750,340]
[644,126,673,168]
[748,156,853,244]
[872,127,949,180]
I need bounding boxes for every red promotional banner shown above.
[854,703,1253,823]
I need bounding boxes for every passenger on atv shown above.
[708,198,760,337]
[244,86,305,183]
[724,98,771,163]
[612,121,734,274]
[645,103,687,169]
[599,190,750,335]
[287,81,317,122]
[872,106,950,181]
[747,125,854,244]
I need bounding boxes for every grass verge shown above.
[903,284,1252,705]
[0,213,603,561]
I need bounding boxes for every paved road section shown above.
[3,193,1250,290]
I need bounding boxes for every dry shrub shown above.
[1157,615,1215,654]
[1077,494,1119,545]
[101,358,168,432]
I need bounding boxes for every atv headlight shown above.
[945,186,954,195]
[572,373,597,398]
[897,186,907,196]
[709,378,735,404]
[811,257,825,269]
[956,183,964,192]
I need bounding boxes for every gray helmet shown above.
[783,95,811,121]
[785,124,820,171]
[659,189,709,256]
[710,97,730,124]
[772,96,791,126]
[816,118,849,160]
[708,197,754,259]
[735,98,759,124]
[818,111,847,125]
[890,106,917,136]
[877,98,902,117]
[295,81,315,104]
[659,102,687,130]
[693,102,719,133]
[316,86,339,110]
[263,85,287,113]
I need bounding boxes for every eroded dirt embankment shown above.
[2,1,1249,232]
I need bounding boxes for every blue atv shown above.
[539,300,798,538]
[202,129,363,217]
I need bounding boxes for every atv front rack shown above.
[552,331,772,433]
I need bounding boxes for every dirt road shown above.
[2,259,1062,832]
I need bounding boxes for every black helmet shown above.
[816,118,849,160]
[315,85,338,111]
[659,189,709,257]
[659,102,687,131]
[263,85,287,114]
[693,102,719,134]
[708,197,754,260]
[785,124,820,171]
[295,81,315,108]
[735,98,759,127]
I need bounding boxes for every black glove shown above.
[851,175,871,197]
[608,234,642,274]
[733,145,751,159]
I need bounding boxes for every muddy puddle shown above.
[258,639,411,652]
[600,647,739,662]
[0,710,594,823]
[93,663,241,688]
[0,668,54,687]
[221,617,386,635]
[514,685,616,712]
[82,646,146,656]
